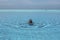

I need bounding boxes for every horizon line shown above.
[0,9,60,12]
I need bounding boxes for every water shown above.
[0,10,60,40]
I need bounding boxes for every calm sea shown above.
[0,10,60,40]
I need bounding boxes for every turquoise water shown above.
[0,10,60,40]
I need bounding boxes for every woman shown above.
[28,19,33,25]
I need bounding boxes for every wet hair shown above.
[29,19,32,23]
[28,19,33,25]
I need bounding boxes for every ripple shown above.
[0,22,60,29]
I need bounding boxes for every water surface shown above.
[0,10,60,40]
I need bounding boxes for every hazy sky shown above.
[0,0,60,9]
